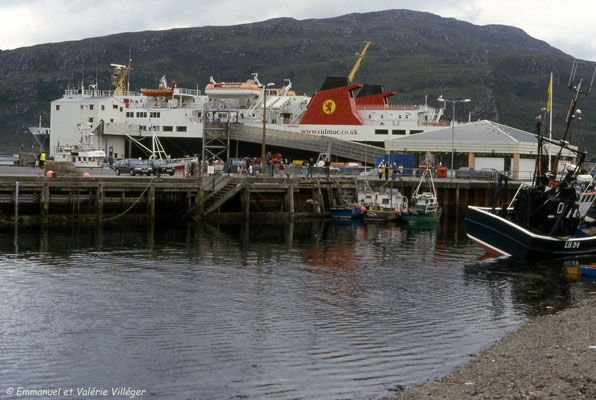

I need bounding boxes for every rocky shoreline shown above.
[386,294,596,400]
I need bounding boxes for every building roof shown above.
[385,120,576,157]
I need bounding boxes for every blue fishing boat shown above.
[329,205,364,219]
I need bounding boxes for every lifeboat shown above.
[140,88,174,97]
[140,75,177,97]
[205,76,262,99]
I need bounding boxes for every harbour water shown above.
[1,218,593,399]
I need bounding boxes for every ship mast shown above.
[111,59,133,96]
[347,41,372,84]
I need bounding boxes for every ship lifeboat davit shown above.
[205,76,262,99]
[141,75,177,97]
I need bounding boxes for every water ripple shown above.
[0,220,589,399]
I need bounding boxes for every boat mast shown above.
[553,60,595,174]
[548,72,553,170]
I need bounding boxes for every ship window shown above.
[80,105,84,109]
[176,126,187,132]
[110,119,114,123]
[375,129,389,135]
[113,104,118,109]
[101,105,105,111]
[90,105,94,110]
[119,107,123,112]
[136,112,147,118]
[392,130,406,135]
[126,112,134,118]
[163,126,173,132]
[410,130,423,135]
[88,118,93,123]
[55,105,60,111]
[139,125,146,131]
[149,112,161,118]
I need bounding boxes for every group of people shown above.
[31,151,46,169]
[377,161,403,181]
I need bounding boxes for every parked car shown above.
[147,158,176,176]
[455,167,497,179]
[455,167,475,179]
[114,159,152,176]
[475,168,497,180]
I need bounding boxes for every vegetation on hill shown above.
[1,9,594,158]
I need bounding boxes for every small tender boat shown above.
[566,265,596,278]
[402,167,442,223]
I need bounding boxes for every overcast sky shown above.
[2,0,595,61]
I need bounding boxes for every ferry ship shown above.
[47,47,453,161]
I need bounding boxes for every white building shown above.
[384,120,578,180]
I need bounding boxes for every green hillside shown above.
[1,9,595,157]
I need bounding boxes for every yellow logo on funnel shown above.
[323,100,336,114]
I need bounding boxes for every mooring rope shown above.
[99,176,156,222]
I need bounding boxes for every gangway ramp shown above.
[229,124,385,164]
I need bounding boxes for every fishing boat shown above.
[329,204,364,219]
[580,265,596,277]
[53,122,106,168]
[359,182,407,223]
[402,167,442,223]
[466,61,596,259]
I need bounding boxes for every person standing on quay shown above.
[377,161,384,179]
[384,162,389,181]
[39,151,46,169]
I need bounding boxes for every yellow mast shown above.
[347,41,373,84]
[110,59,132,96]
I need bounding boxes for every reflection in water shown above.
[0,219,593,399]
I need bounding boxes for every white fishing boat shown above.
[53,122,106,168]
[402,167,442,223]
[359,182,407,223]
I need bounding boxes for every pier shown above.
[0,170,519,222]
